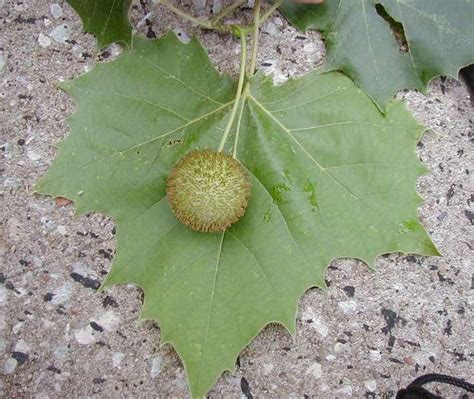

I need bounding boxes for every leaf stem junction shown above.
[159,0,283,157]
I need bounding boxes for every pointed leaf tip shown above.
[67,0,132,48]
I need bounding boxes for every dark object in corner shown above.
[460,64,474,106]
[396,373,474,398]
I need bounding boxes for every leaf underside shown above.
[36,34,438,398]
[67,0,132,48]
[278,0,474,109]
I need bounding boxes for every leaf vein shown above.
[101,0,118,39]
[245,168,316,263]
[247,94,358,199]
[158,248,219,301]
[71,100,234,172]
[227,231,279,298]
[290,121,395,132]
[74,86,191,122]
[270,86,352,113]
[325,161,409,169]
[138,54,225,106]
[196,232,225,392]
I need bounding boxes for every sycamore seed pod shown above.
[166,149,251,233]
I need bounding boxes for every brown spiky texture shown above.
[166,150,251,233]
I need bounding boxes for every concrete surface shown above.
[1,1,473,398]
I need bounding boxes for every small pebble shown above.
[319,383,330,392]
[403,355,415,365]
[173,28,190,43]
[305,362,322,379]
[262,363,274,375]
[112,352,125,368]
[150,355,163,378]
[136,12,154,29]
[53,345,69,360]
[74,326,95,345]
[51,283,72,305]
[303,308,329,337]
[272,16,283,26]
[369,350,381,361]
[0,287,7,305]
[364,379,377,392]
[212,0,222,13]
[3,177,22,190]
[0,53,5,72]
[337,385,353,396]
[38,33,52,48]
[12,322,23,334]
[49,25,70,44]
[40,216,55,230]
[338,300,357,314]
[303,42,317,53]
[1,142,10,155]
[27,149,42,161]
[311,316,329,338]
[72,44,84,58]
[263,22,280,36]
[56,225,67,235]
[50,3,63,19]
[334,342,345,353]
[93,311,120,332]
[3,358,17,374]
[193,0,206,12]
[14,339,30,353]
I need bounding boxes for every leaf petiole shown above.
[159,0,250,37]
[232,84,248,159]
[248,0,261,76]
[159,0,213,30]
[221,0,264,156]
[218,29,247,153]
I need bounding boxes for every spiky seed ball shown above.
[166,149,251,233]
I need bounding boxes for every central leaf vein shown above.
[196,231,225,390]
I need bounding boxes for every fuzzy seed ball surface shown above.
[166,150,251,233]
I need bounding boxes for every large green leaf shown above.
[277,0,474,109]
[36,34,438,397]
[67,0,132,48]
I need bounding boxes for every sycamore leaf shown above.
[36,34,438,398]
[277,0,474,109]
[67,0,132,48]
